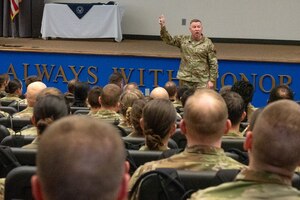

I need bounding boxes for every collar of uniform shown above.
[185,144,225,155]
[188,34,205,44]
[235,168,291,186]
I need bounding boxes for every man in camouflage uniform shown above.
[189,100,300,200]
[89,84,122,124]
[221,91,245,138]
[159,15,218,89]
[129,89,245,198]
[13,81,47,119]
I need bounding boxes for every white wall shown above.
[117,0,300,41]
[45,0,300,41]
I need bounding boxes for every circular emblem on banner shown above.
[76,6,84,15]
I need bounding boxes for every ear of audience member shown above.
[149,87,169,100]
[267,84,294,104]
[140,99,177,151]
[31,115,129,200]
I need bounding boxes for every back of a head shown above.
[67,79,77,94]
[143,99,177,150]
[101,84,122,108]
[119,89,144,117]
[181,88,196,107]
[5,79,22,94]
[231,80,254,106]
[252,100,300,171]
[131,99,147,137]
[87,86,102,108]
[123,82,139,91]
[149,87,169,100]
[33,94,69,135]
[74,81,89,102]
[109,72,124,88]
[268,85,294,104]
[164,81,177,98]
[26,81,47,106]
[184,89,228,140]
[221,91,244,126]
[25,75,42,88]
[37,115,126,200]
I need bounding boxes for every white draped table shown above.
[41,3,124,42]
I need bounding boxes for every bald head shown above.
[150,87,169,100]
[251,100,300,171]
[26,81,47,107]
[183,89,228,141]
[35,116,127,200]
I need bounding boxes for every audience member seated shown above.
[17,87,64,136]
[89,84,122,124]
[109,71,125,89]
[0,79,23,102]
[19,75,42,101]
[64,79,76,105]
[139,99,177,151]
[127,99,147,138]
[149,87,169,100]
[87,86,102,115]
[231,80,257,122]
[267,84,294,104]
[13,82,47,119]
[189,100,300,200]
[71,81,89,107]
[119,89,144,134]
[0,74,9,98]
[164,81,177,102]
[123,82,139,91]
[221,91,245,138]
[22,94,69,149]
[129,89,245,197]
[218,85,232,96]
[31,115,129,200]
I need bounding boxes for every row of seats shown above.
[5,166,300,200]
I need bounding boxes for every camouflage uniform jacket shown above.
[161,26,218,88]
[0,94,22,102]
[129,145,245,192]
[12,106,33,119]
[189,168,300,200]
[89,109,122,124]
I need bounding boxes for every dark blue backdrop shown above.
[0,51,298,107]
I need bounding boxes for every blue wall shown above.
[0,51,299,107]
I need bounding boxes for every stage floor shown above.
[1,37,300,63]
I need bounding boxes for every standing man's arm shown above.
[159,15,182,47]
[207,42,219,89]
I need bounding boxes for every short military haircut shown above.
[190,19,202,24]
[36,115,126,200]
[252,100,300,171]
[268,85,294,103]
[101,84,122,107]
[221,91,245,126]
[184,89,228,139]
[164,81,177,98]
[231,80,254,106]
[87,86,102,108]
